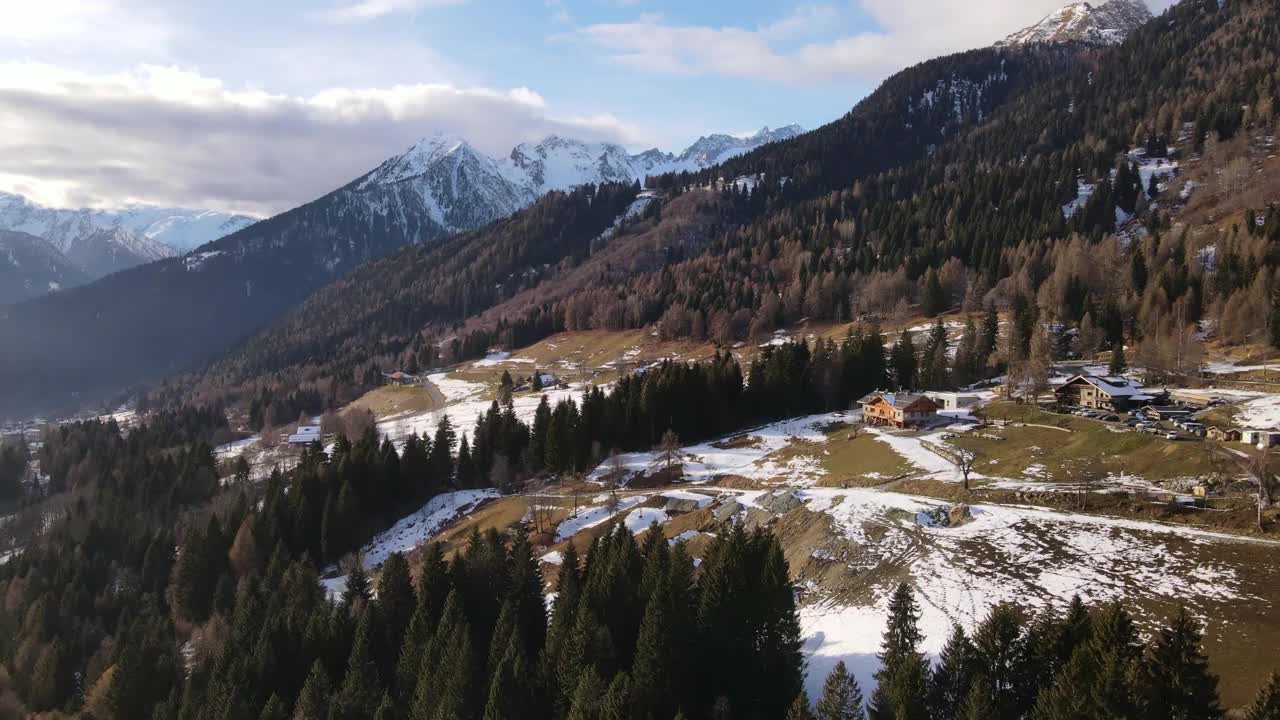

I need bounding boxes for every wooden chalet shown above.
[859,392,941,429]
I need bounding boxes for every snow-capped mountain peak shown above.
[358,133,493,189]
[997,0,1152,47]
[350,124,804,236]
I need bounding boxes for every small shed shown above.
[924,391,982,412]
[1206,427,1242,442]
[1241,429,1280,449]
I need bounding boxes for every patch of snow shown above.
[625,507,670,534]
[555,495,647,541]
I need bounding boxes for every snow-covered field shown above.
[589,411,852,486]
[1231,395,1280,429]
[768,486,1280,704]
[320,489,497,598]
[376,372,589,448]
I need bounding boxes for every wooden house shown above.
[859,392,941,429]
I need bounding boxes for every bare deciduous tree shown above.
[953,448,979,492]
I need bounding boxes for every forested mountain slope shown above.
[171,43,1085,418]
[173,0,1279,423]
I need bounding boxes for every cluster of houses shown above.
[858,373,1280,450]
[1053,374,1280,448]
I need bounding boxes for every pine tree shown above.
[1108,341,1127,375]
[342,562,372,611]
[869,583,929,720]
[259,696,288,720]
[632,578,675,720]
[482,627,535,720]
[373,693,397,720]
[378,552,416,672]
[1140,608,1222,720]
[924,268,948,317]
[978,305,1000,368]
[430,415,456,483]
[336,606,383,719]
[970,603,1032,720]
[1088,603,1142,719]
[600,672,633,720]
[817,661,866,720]
[959,677,998,720]
[1244,672,1280,720]
[929,625,975,720]
[430,618,480,720]
[565,669,604,720]
[890,331,917,390]
[787,690,816,720]
[294,661,332,720]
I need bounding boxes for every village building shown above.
[859,392,941,429]
[1053,375,1160,412]
[924,391,982,412]
[1207,427,1242,443]
[1241,429,1280,449]
[383,371,419,387]
[287,425,322,445]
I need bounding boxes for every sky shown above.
[0,0,1175,217]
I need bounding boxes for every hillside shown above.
[0,128,800,420]
[0,230,89,304]
[160,0,1280,430]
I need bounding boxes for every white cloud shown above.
[572,0,1169,82]
[0,0,173,55]
[0,63,641,216]
[310,0,467,24]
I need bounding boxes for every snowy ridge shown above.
[0,191,256,254]
[349,125,803,236]
[997,0,1152,47]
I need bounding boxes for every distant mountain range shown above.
[997,0,1153,46]
[354,125,804,234]
[0,192,257,299]
[0,124,802,417]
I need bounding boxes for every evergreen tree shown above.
[1108,341,1127,375]
[1244,672,1280,720]
[787,690,816,720]
[924,268,948,317]
[259,695,288,720]
[378,552,416,672]
[978,305,1000,371]
[817,661,866,720]
[430,415,456,483]
[599,672,634,720]
[1140,608,1222,720]
[336,606,383,719]
[971,603,1033,720]
[890,331,917,391]
[869,583,929,720]
[294,661,332,720]
[565,669,605,720]
[929,625,975,720]
[373,693,397,720]
[960,677,998,720]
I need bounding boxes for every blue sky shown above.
[0,0,1173,215]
